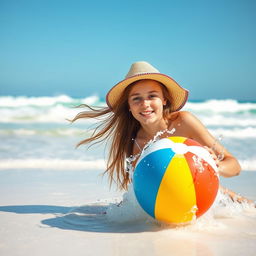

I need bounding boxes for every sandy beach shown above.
[1,168,255,256]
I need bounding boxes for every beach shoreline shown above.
[0,169,255,256]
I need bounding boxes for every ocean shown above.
[1,95,256,171]
[0,95,256,255]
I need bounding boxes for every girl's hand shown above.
[204,146,220,168]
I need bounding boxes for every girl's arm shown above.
[178,111,241,177]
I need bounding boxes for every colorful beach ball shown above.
[133,136,219,224]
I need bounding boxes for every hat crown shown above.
[125,61,160,78]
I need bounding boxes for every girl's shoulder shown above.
[168,110,194,123]
[167,111,203,138]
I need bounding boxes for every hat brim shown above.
[106,73,189,112]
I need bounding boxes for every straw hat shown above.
[106,61,189,112]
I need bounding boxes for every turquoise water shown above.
[1,95,256,171]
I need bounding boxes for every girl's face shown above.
[128,80,167,126]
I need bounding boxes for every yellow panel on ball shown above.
[155,154,197,223]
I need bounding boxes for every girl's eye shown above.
[149,94,157,99]
[132,97,141,102]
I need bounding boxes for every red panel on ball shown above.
[184,151,219,217]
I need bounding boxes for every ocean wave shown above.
[0,104,98,124]
[185,99,256,114]
[0,95,101,107]
[209,127,256,138]
[0,128,90,137]
[1,111,256,127]
[1,95,255,112]
[0,158,106,170]
[0,96,256,125]
[239,160,256,171]
[0,158,254,171]
[1,127,256,138]
[200,115,256,127]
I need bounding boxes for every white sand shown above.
[0,169,256,256]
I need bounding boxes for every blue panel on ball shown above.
[133,148,175,218]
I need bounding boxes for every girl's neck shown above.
[139,119,168,140]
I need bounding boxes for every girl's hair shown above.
[71,80,173,190]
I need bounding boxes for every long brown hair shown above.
[71,80,173,190]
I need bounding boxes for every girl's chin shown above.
[139,117,158,125]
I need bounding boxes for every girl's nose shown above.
[141,99,150,107]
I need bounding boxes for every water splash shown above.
[125,153,140,178]
[106,184,153,223]
[192,155,205,173]
[105,184,256,229]
[143,128,176,152]
[211,134,225,161]
[125,128,176,177]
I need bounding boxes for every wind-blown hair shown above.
[71,80,173,190]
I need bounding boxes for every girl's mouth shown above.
[140,110,154,117]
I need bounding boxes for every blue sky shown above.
[0,0,255,100]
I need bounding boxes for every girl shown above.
[72,61,253,204]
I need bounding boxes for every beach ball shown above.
[133,136,219,224]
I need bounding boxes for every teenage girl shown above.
[72,61,253,204]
